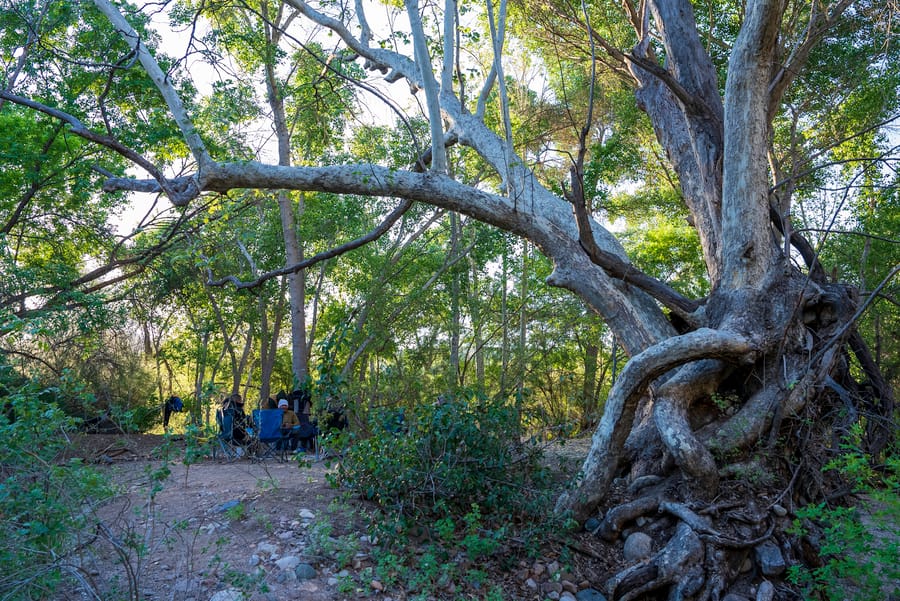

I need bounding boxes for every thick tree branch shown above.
[0,90,197,205]
[92,0,211,169]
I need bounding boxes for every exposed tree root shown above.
[604,522,704,601]
[597,495,661,541]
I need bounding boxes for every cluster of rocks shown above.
[201,504,344,601]
[514,559,608,601]
[584,501,791,601]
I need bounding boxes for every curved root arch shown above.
[556,328,757,520]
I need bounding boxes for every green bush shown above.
[332,392,552,521]
[0,373,118,600]
[788,435,900,601]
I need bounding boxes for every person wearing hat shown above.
[279,398,301,451]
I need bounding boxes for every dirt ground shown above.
[60,433,604,601]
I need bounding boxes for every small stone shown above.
[215,500,241,513]
[257,542,278,555]
[623,532,653,562]
[561,593,577,601]
[248,554,260,567]
[547,592,560,600]
[740,557,753,573]
[561,580,578,594]
[722,595,750,601]
[516,568,530,581]
[371,580,384,592]
[532,562,546,578]
[209,588,244,601]
[295,563,317,581]
[548,561,560,575]
[542,582,563,594]
[275,556,301,570]
[584,518,601,533]
[754,542,786,576]
[578,580,591,590]
[299,508,315,520]
[635,516,648,527]
[771,504,787,517]
[326,577,338,586]
[277,531,293,540]
[756,580,775,601]
[525,578,538,590]
[575,589,607,601]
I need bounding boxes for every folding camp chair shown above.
[295,414,319,459]
[213,408,242,461]
[252,409,289,462]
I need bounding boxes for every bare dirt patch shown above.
[62,433,613,601]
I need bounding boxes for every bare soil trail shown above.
[62,433,606,601]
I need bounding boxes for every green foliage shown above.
[788,437,900,601]
[0,371,118,599]
[333,391,552,520]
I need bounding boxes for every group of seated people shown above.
[219,389,320,454]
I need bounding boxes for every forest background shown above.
[1,0,898,599]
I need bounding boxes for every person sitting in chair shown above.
[222,393,251,444]
[278,398,301,451]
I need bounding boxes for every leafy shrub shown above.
[788,435,899,601]
[0,372,118,599]
[332,392,552,521]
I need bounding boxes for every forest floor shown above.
[61,432,618,601]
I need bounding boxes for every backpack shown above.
[171,396,184,412]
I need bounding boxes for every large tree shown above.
[2,0,896,597]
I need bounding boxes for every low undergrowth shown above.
[329,392,572,598]
[788,433,900,601]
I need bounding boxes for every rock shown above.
[326,577,338,586]
[299,508,315,520]
[248,554,260,567]
[584,517,601,533]
[771,504,787,517]
[532,562,546,578]
[548,561,560,575]
[542,581,563,594]
[576,589,607,601]
[547,592,560,600]
[277,531,294,540]
[561,580,578,594]
[257,542,278,555]
[275,556,301,570]
[623,532,653,562]
[216,500,241,513]
[295,563,317,580]
[754,541,786,576]
[525,578,538,590]
[371,580,384,591]
[740,556,754,573]
[561,593,577,601]
[209,590,243,601]
[722,595,750,601]
[756,580,775,601]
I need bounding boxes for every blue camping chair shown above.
[213,408,241,461]
[252,409,289,462]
